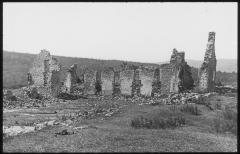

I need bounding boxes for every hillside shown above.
[3,51,237,89]
[158,59,237,73]
[3,51,158,88]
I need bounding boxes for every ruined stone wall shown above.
[120,70,134,95]
[112,71,121,96]
[169,70,178,93]
[160,48,194,94]
[198,32,217,92]
[95,71,102,95]
[151,68,161,96]
[50,70,62,97]
[160,66,174,94]
[63,64,79,93]
[29,47,197,97]
[29,50,61,88]
[83,69,97,95]
[131,68,142,96]
[139,68,154,96]
[101,69,114,95]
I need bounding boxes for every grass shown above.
[179,104,201,115]
[169,104,201,115]
[212,106,237,135]
[3,93,238,152]
[131,115,186,129]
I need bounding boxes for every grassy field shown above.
[3,92,237,152]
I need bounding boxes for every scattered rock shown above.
[55,129,74,136]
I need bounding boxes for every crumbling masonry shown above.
[159,48,194,94]
[28,32,215,97]
[198,32,217,92]
[28,49,62,96]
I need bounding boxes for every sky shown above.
[3,2,238,63]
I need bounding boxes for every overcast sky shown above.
[3,2,237,63]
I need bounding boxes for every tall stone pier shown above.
[198,32,217,92]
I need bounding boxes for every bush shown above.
[214,103,222,110]
[131,115,186,129]
[168,104,201,115]
[212,107,237,135]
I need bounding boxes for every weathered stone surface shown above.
[160,49,194,94]
[95,71,102,95]
[29,49,61,91]
[120,70,134,95]
[63,64,79,93]
[139,69,154,96]
[112,71,121,96]
[131,68,142,97]
[50,70,62,97]
[27,73,33,85]
[151,68,161,97]
[160,65,175,94]
[83,70,97,95]
[102,69,114,95]
[170,48,185,64]
[198,32,217,92]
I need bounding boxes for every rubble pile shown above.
[3,90,17,101]
[26,87,42,100]
[215,85,237,94]
[3,87,60,109]
[162,92,216,105]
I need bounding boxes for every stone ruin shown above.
[27,32,216,98]
[159,48,194,94]
[198,32,217,92]
[28,49,62,97]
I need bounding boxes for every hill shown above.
[3,51,158,88]
[3,51,237,89]
[158,59,237,73]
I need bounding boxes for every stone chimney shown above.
[198,32,217,92]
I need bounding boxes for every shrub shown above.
[61,115,68,121]
[131,115,186,129]
[214,103,222,110]
[168,105,179,112]
[212,107,237,135]
[179,104,201,115]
